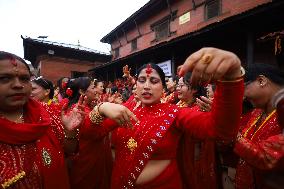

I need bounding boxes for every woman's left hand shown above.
[196,96,213,112]
[61,95,87,131]
[179,47,242,86]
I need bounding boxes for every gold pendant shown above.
[127,137,137,153]
[42,148,52,167]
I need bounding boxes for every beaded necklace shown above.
[243,109,276,140]
[176,100,195,108]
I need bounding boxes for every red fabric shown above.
[124,94,136,108]
[276,98,284,129]
[109,80,244,189]
[177,80,244,189]
[0,98,69,189]
[234,109,282,189]
[111,103,179,189]
[41,102,65,144]
[69,106,116,189]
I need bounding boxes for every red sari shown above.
[110,80,244,189]
[234,109,283,189]
[69,106,116,189]
[176,105,220,189]
[0,99,69,189]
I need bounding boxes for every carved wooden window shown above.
[154,19,170,41]
[131,38,137,51]
[205,0,221,20]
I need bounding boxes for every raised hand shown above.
[62,95,87,131]
[196,96,213,112]
[99,102,138,128]
[122,65,131,78]
[179,47,242,87]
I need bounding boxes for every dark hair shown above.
[66,77,92,108]
[0,51,31,74]
[32,77,54,99]
[137,63,166,88]
[93,78,103,87]
[183,72,206,98]
[245,63,284,85]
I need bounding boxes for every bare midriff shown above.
[135,159,171,184]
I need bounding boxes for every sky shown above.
[0,0,149,61]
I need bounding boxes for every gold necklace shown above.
[243,109,276,140]
[0,111,24,123]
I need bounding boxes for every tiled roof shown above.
[22,36,110,56]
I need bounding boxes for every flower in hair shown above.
[62,81,67,89]
[146,64,153,77]
[66,88,73,97]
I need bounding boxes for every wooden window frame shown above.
[131,38,138,51]
[205,0,221,20]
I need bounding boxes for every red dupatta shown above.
[69,105,113,189]
[234,109,282,189]
[0,99,69,189]
[111,103,179,189]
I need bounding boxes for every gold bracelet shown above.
[218,66,245,82]
[89,103,105,125]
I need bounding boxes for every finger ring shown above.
[201,54,213,64]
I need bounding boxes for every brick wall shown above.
[110,0,271,60]
[38,56,104,84]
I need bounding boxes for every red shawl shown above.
[111,103,179,189]
[0,98,69,189]
[234,109,282,189]
[69,106,115,189]
[110,80,244,189]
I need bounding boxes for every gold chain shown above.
[243,110,276,140]
[0,111,24,123]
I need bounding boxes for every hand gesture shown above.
[179,47,241,87]
[99,102,138,128]
[114,96,123,104]
[61,95,87,131]
[196,96,213,112]
[122,65,131,78]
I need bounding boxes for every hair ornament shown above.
[66,88,73,97]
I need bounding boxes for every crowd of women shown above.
[0,47,283,189]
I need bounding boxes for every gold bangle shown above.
[219,66,245,82]
[89,103,105,125]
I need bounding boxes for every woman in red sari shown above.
[175,73,221,189]
[233,63,284,189]
[66,77,113,189]
[0,51,85,189]
[89,47,245,189]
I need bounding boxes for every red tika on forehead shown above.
[146,64,153,76]
[10,57,17,66]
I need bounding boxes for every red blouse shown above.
[0,99,69,189]
[110,80,244,189]
[234,109,282,189]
